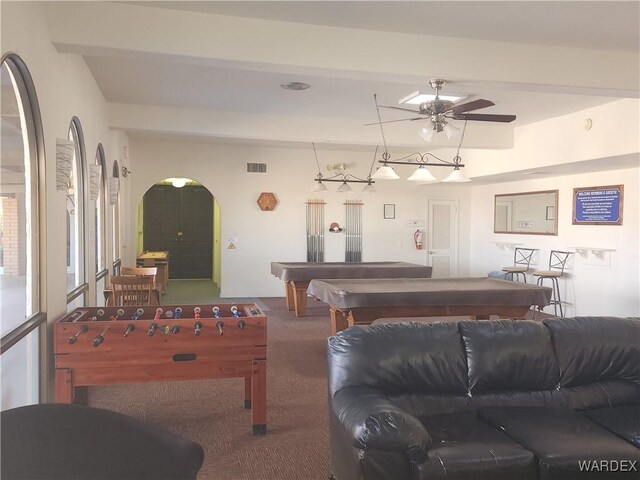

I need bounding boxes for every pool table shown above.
[307,277,553,334]
[271,262,433,317]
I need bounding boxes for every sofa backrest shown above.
[328,317,640,405]
[543,316,640,387]
[459,320,560,394]
[327,322,468,398]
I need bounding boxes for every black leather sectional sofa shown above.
[328,317,640,479]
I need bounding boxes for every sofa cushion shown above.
[582,406,640,448]
[544,317,640,388]
[479,407,640,480]
[415,411,536,480]
[562,380,640,410]
[459,320,559,394]
[327,322,468,397]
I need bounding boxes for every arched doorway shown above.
[139,178,218,282]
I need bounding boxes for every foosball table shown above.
[54,303,267,434]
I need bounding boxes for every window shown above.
[66,118,87,310]
[95,145,108,305]
[1,54,44,409]
[111,161,120,273]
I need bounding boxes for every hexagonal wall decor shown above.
[257,192,278,211]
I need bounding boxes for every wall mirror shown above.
[494,190,558,235]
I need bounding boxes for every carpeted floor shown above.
[88,295,334,480]
[88,280,550,479]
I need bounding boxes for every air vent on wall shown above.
[246,162,267,174]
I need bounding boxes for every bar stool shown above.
[533,250,572,317]
[502,247,536,283]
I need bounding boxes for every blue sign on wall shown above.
[573,185,623,225]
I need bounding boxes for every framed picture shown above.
[572,184,623,225]
[545,206,555,220]
[383,204,395,219]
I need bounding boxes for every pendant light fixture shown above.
[310,143,377,192]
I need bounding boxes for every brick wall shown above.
[2,195,26,276]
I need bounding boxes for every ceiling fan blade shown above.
[454,113,516,123]
[364,117,423,126]
[380,105,421,114]
[447,99,495,114]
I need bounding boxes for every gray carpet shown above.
[88,280,549,479]
[88,295,333,480]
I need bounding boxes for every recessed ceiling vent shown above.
[247,162,267,174]
[281,82,311,90]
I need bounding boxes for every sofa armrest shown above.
[332,386,431,464]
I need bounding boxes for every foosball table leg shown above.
[251,359,267,435]
[244,377,251,409]
[55,369,74,403]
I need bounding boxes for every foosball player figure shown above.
[154,308,162,322]
[212,306,220,318]
[194,307,201,319]
[174,307,182,319]
[231,306,239,318]
[68,325,89,344]
[92,327,109,347]
[147,323,158,337]
[124,323,135,337]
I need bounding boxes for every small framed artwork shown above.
[545,206,555,220]
[383,204,395,219]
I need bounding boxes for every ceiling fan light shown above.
[362,182,377,193]
[336,181,353,192]
[371,165,400,180]
[442,168,471,183]
[443,121,461,139]
[407,166,437,182]
[311,181,328,192]
[420,124,436,142]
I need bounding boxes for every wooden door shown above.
[427,199,458,278]
[143,185,213,279]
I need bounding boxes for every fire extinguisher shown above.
[414,229,424,250]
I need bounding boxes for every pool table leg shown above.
[330,307,350,335]
[285,282,295,311]
[291,281,310,317]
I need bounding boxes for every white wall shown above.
[126,140,472,297]
[469,167,639,317]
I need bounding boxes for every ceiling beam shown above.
[46,2,639,99]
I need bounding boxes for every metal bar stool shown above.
[532,250,572,316]
[502,247,536,283]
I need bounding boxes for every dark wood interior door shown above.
[143,185,213,279]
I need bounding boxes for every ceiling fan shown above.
[369,79,516,141]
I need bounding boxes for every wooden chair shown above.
[121,266,158,288]
[110,275,156,306]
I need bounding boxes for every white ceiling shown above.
[45,1,640,150]
[124,1,640,52]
